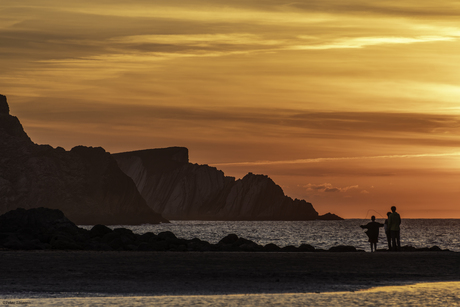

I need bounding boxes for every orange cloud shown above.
[304,183,359,193]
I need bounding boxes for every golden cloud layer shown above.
[1,0,460,217]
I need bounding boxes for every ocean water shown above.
[83,219,460,252]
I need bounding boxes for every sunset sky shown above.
[2,0,460,218]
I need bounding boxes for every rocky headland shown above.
[1,93,341,223]
[113,148,332,221]
[0,94,167,225]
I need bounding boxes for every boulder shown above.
[281,245,298,252]
[89,224,113,238]
[0,207,86,250]
[218,234,239,245]
[328,245,357,252]
[263,243,281,251]
[298,243,316,252]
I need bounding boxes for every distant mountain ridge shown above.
[0,94,167,225]
[113,148,340,220]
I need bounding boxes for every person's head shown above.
[371,215,375,221]
[391,206,396,213]
[387,212,391,217]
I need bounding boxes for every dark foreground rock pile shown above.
[0,208,450,252]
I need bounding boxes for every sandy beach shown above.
[1,250,459,297]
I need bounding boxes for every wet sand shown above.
[5,282,460,306]
[0,251,459,297]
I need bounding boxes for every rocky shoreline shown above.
[0,208,450,253]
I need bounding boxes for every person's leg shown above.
[386,232,391,250]
[396,231,401,250]
[370,243,373,252]
[391,231,397,251]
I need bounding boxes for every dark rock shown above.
[85,239,112,251]
[408,246,445,252]
[113,150,324,221]
[187,238,214,251]
[169,244,187,252]
[218,234,239,245]
[281,245,298,252]
[89,224,113,238]
[400,245,416,252]
[298,243,315,252]
[2,235,24,250]
[137,242,156,251]
[328,245,357,252]
[0,208,85,250]
[108,237,125,250]
[119,235,135,247]
[239,242,262,251]
[151,240,169,251]
[157,231,177,240]
[113,228,137,240]
[102,231,122,244]
[233,237,256,247]
[138,232,158,243]
[263,243,281,251]
[317,213,344,220]
[0,95,168,225]
[0,207,80,236]
[50,235,82,250]
[0,94,9,114]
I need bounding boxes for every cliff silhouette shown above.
[1,94,341,223]
[0,94,167,225]
[113,148,336,221]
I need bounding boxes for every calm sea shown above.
[83,219,460,252]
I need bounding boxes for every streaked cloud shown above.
[213,152,460,167]
[305,183,359,193]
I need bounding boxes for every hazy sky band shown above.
[213,152,460,166]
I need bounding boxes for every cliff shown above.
[0,94,167,225]
[113,148,320,220]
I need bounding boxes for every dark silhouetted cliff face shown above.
[113,149,319,221]
[0,95,167,225]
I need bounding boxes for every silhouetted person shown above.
[360,216,384,252]
[388,206,401,251]
[384,212,392,250]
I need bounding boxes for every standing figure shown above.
[384,212,392,250]
[360,216,384,252]
[388,206,401,251]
